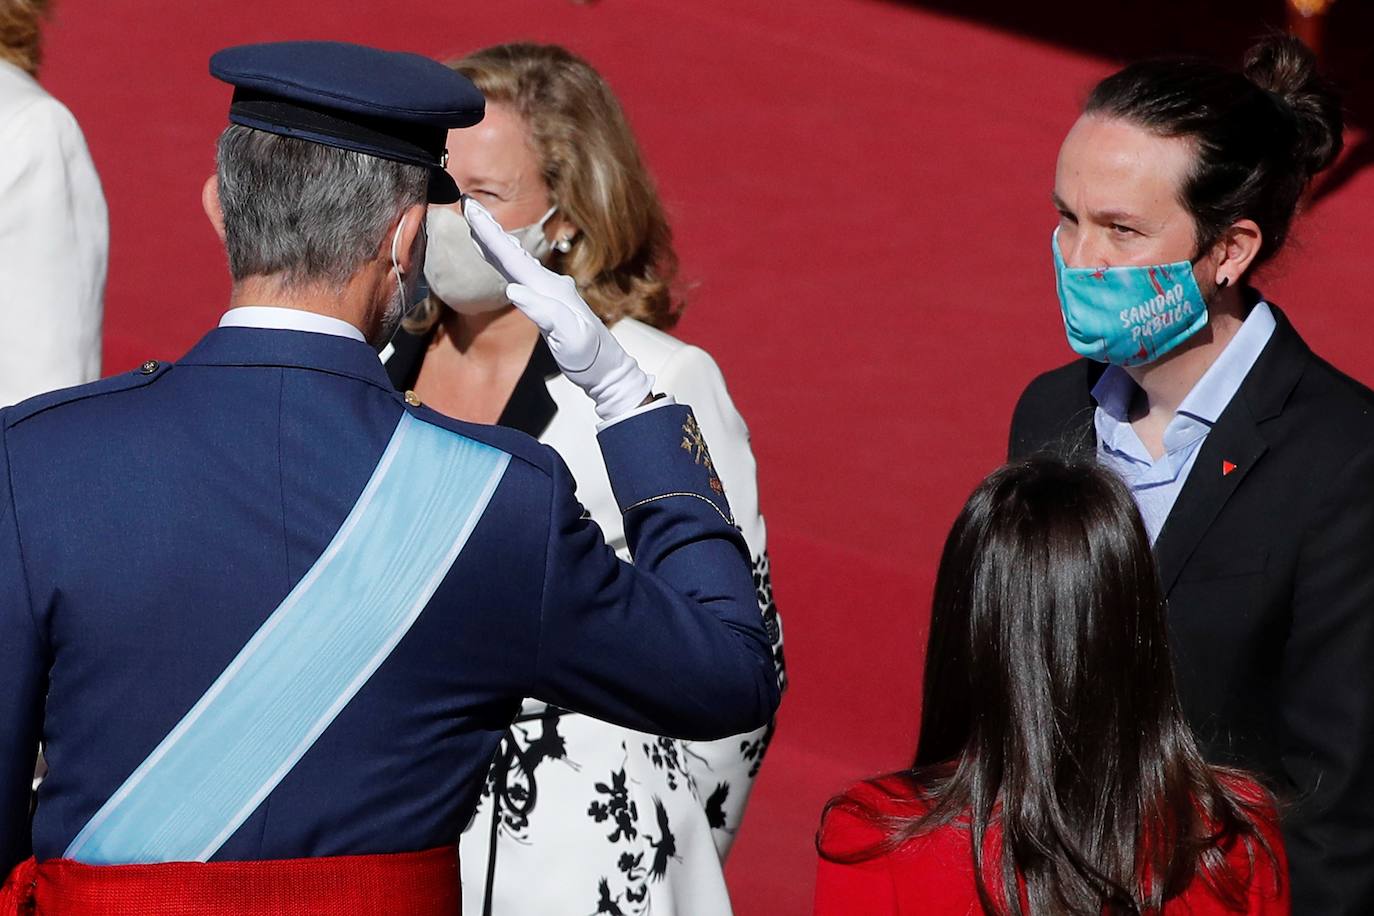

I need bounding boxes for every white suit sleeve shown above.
[654,343,785,860]
[0,92,108,406]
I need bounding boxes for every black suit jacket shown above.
[1010,306,1374,915]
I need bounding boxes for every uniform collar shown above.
[179,325,396,394]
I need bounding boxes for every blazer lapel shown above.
[383,326,433,391]
[1058,361,1106,459]
[381,326,560,438]
[1154,408,1267,594]
[497,336,559,438]
[179,327,397,394]
[1153,304,1308,593]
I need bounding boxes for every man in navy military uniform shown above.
[0,42,777,913]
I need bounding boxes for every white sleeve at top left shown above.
[0,93,108,407]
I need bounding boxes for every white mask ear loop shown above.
[390,215,408,309]
[534,205,564,257]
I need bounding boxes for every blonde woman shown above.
[383,43,784,916]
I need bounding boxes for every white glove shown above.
[463,197,655,421]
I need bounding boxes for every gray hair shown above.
[215,125,430,288]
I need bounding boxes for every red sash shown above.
[0,846,459,915]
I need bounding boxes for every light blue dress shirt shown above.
[1093,302,1276,542]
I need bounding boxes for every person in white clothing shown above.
[383,42,784,916]
[0,0,107,406]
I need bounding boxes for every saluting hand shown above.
[463,197,655,421]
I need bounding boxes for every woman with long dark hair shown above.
[815,457,1285,914]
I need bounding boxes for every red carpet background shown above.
[39,2,1374,912]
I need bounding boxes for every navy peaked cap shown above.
[209,41,485,203]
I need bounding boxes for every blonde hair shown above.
[407,42,680,333]
[0,0,49,76]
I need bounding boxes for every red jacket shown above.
[815,779,1288,915]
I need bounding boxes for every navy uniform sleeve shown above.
[0,416,44,874]
[1282,444,1374,913]
[528,403,779,741]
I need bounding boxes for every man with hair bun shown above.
[1011,35,1373,914]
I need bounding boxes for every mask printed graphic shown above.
[1052,227,1209,367]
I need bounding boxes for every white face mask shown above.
[424,204,556,315]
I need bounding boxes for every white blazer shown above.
[0,60,108,406]
[546,318,769,564]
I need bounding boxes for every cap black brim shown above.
[428,170,460,205]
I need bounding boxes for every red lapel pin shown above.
[1222,460,1237,476]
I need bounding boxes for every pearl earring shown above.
[554,237,573,254]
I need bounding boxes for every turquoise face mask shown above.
[1052,227,1209,367]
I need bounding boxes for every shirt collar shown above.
[219,306,367,344]
[1091,301,1277,425]
[1091,363,1136,423]
[1175,301,1276,424]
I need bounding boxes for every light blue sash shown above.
[65,413,510,864]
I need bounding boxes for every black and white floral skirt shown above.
[460,556,785,916]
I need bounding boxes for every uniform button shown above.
[404,390,422,407]
[139,360,159,375]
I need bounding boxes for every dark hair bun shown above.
[1243,34,1344,180]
